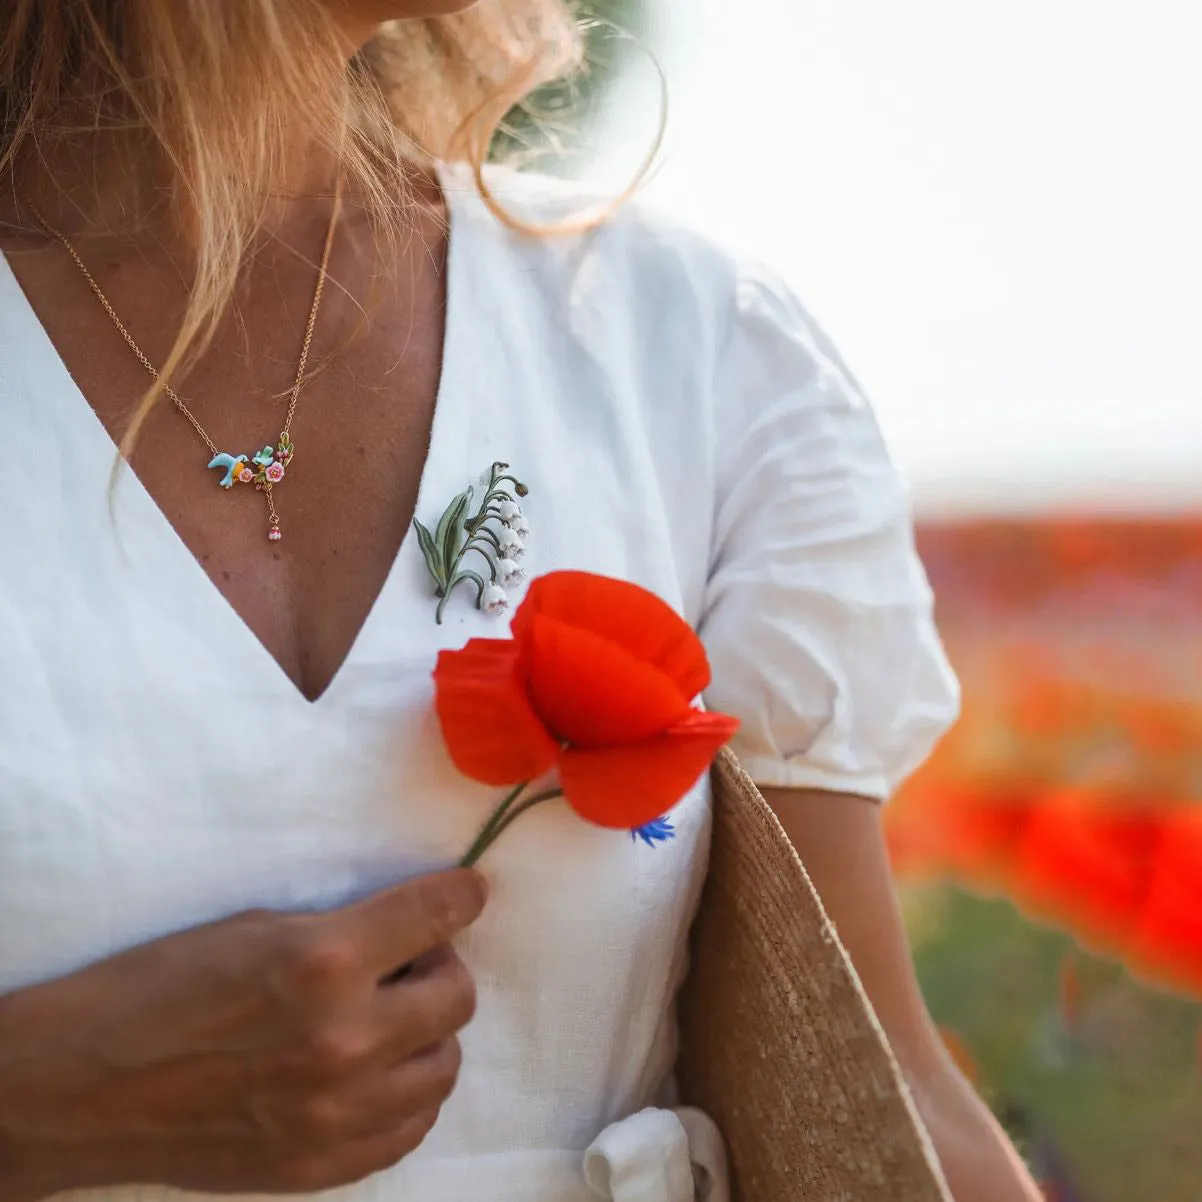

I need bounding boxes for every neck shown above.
[6,21,382,247]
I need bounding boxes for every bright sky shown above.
[597,0,1202,515]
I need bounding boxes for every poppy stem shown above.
[457,787,565,868]
[480,789,565,847]
[459,782,528,868]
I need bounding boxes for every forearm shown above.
[760,787,1042,1202]
[904,1058,1042,1202]
[0,985,79,1202]
[0,1153,53,1202]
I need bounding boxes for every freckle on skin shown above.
[222,570,231,582]
[356,445,367,456]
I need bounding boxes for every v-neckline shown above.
[0,166,468,709]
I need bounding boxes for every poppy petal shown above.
[1011,796,1161,949]
[558,709,740,829]
[526,613,693,747]
[1124,810,1202,992]
[512,571,712,699]
[434,639,559,786]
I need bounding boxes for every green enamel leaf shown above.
[412,519,445,589]
[434,487,472,553]
[440,491,471,570]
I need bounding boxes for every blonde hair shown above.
[0,0,585,448]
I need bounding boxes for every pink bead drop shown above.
[268,526,282,542]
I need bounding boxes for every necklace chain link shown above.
[21,187,342,540]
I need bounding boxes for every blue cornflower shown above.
[631,816,676,847]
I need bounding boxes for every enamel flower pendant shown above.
[415,461,530,623]
[207,433,295,541]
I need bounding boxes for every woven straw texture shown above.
[676,750,954,1202]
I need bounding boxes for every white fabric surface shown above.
[0,165,958,1201]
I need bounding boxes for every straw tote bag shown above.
[675,749,953,1202]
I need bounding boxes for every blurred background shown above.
[528,2,1202,1198]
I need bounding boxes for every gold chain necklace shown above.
[22,191,342,542]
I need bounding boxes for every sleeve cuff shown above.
[734,756,891,803]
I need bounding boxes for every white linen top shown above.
[0,167,959,1202]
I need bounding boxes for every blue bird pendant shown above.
[206,432,294,541]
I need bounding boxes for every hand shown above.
[0,869,486,1198]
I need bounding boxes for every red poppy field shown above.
[888,518,1202,1201]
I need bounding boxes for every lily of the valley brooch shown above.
[415,461,530,624]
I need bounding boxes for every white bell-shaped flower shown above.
[498,498,523,524]
[482,584,510,615]
[497,527,525,559]
[497,558,526,588]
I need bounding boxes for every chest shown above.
[0,236,719,974]
[2,227,445,701]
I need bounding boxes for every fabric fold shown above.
[583,1106,730,1202]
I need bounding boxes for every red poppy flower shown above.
[434,571,739,830]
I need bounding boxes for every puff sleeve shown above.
[699,262,960,800]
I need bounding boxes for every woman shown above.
[0,2,1040,1200]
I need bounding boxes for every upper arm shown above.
[760,786,948,1080]
[698,257,958,797]
[692,254,1041,1201]
[695,256,960,1075]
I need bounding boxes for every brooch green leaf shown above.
[414,461,530,624]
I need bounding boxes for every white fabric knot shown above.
[583,1107,729,1202]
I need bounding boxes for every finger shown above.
[329,869,487,974]
[288,1108,442,1192]
[304,1039,462,1144]
[370,947,477,1061]
[340,1106,442,1173]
